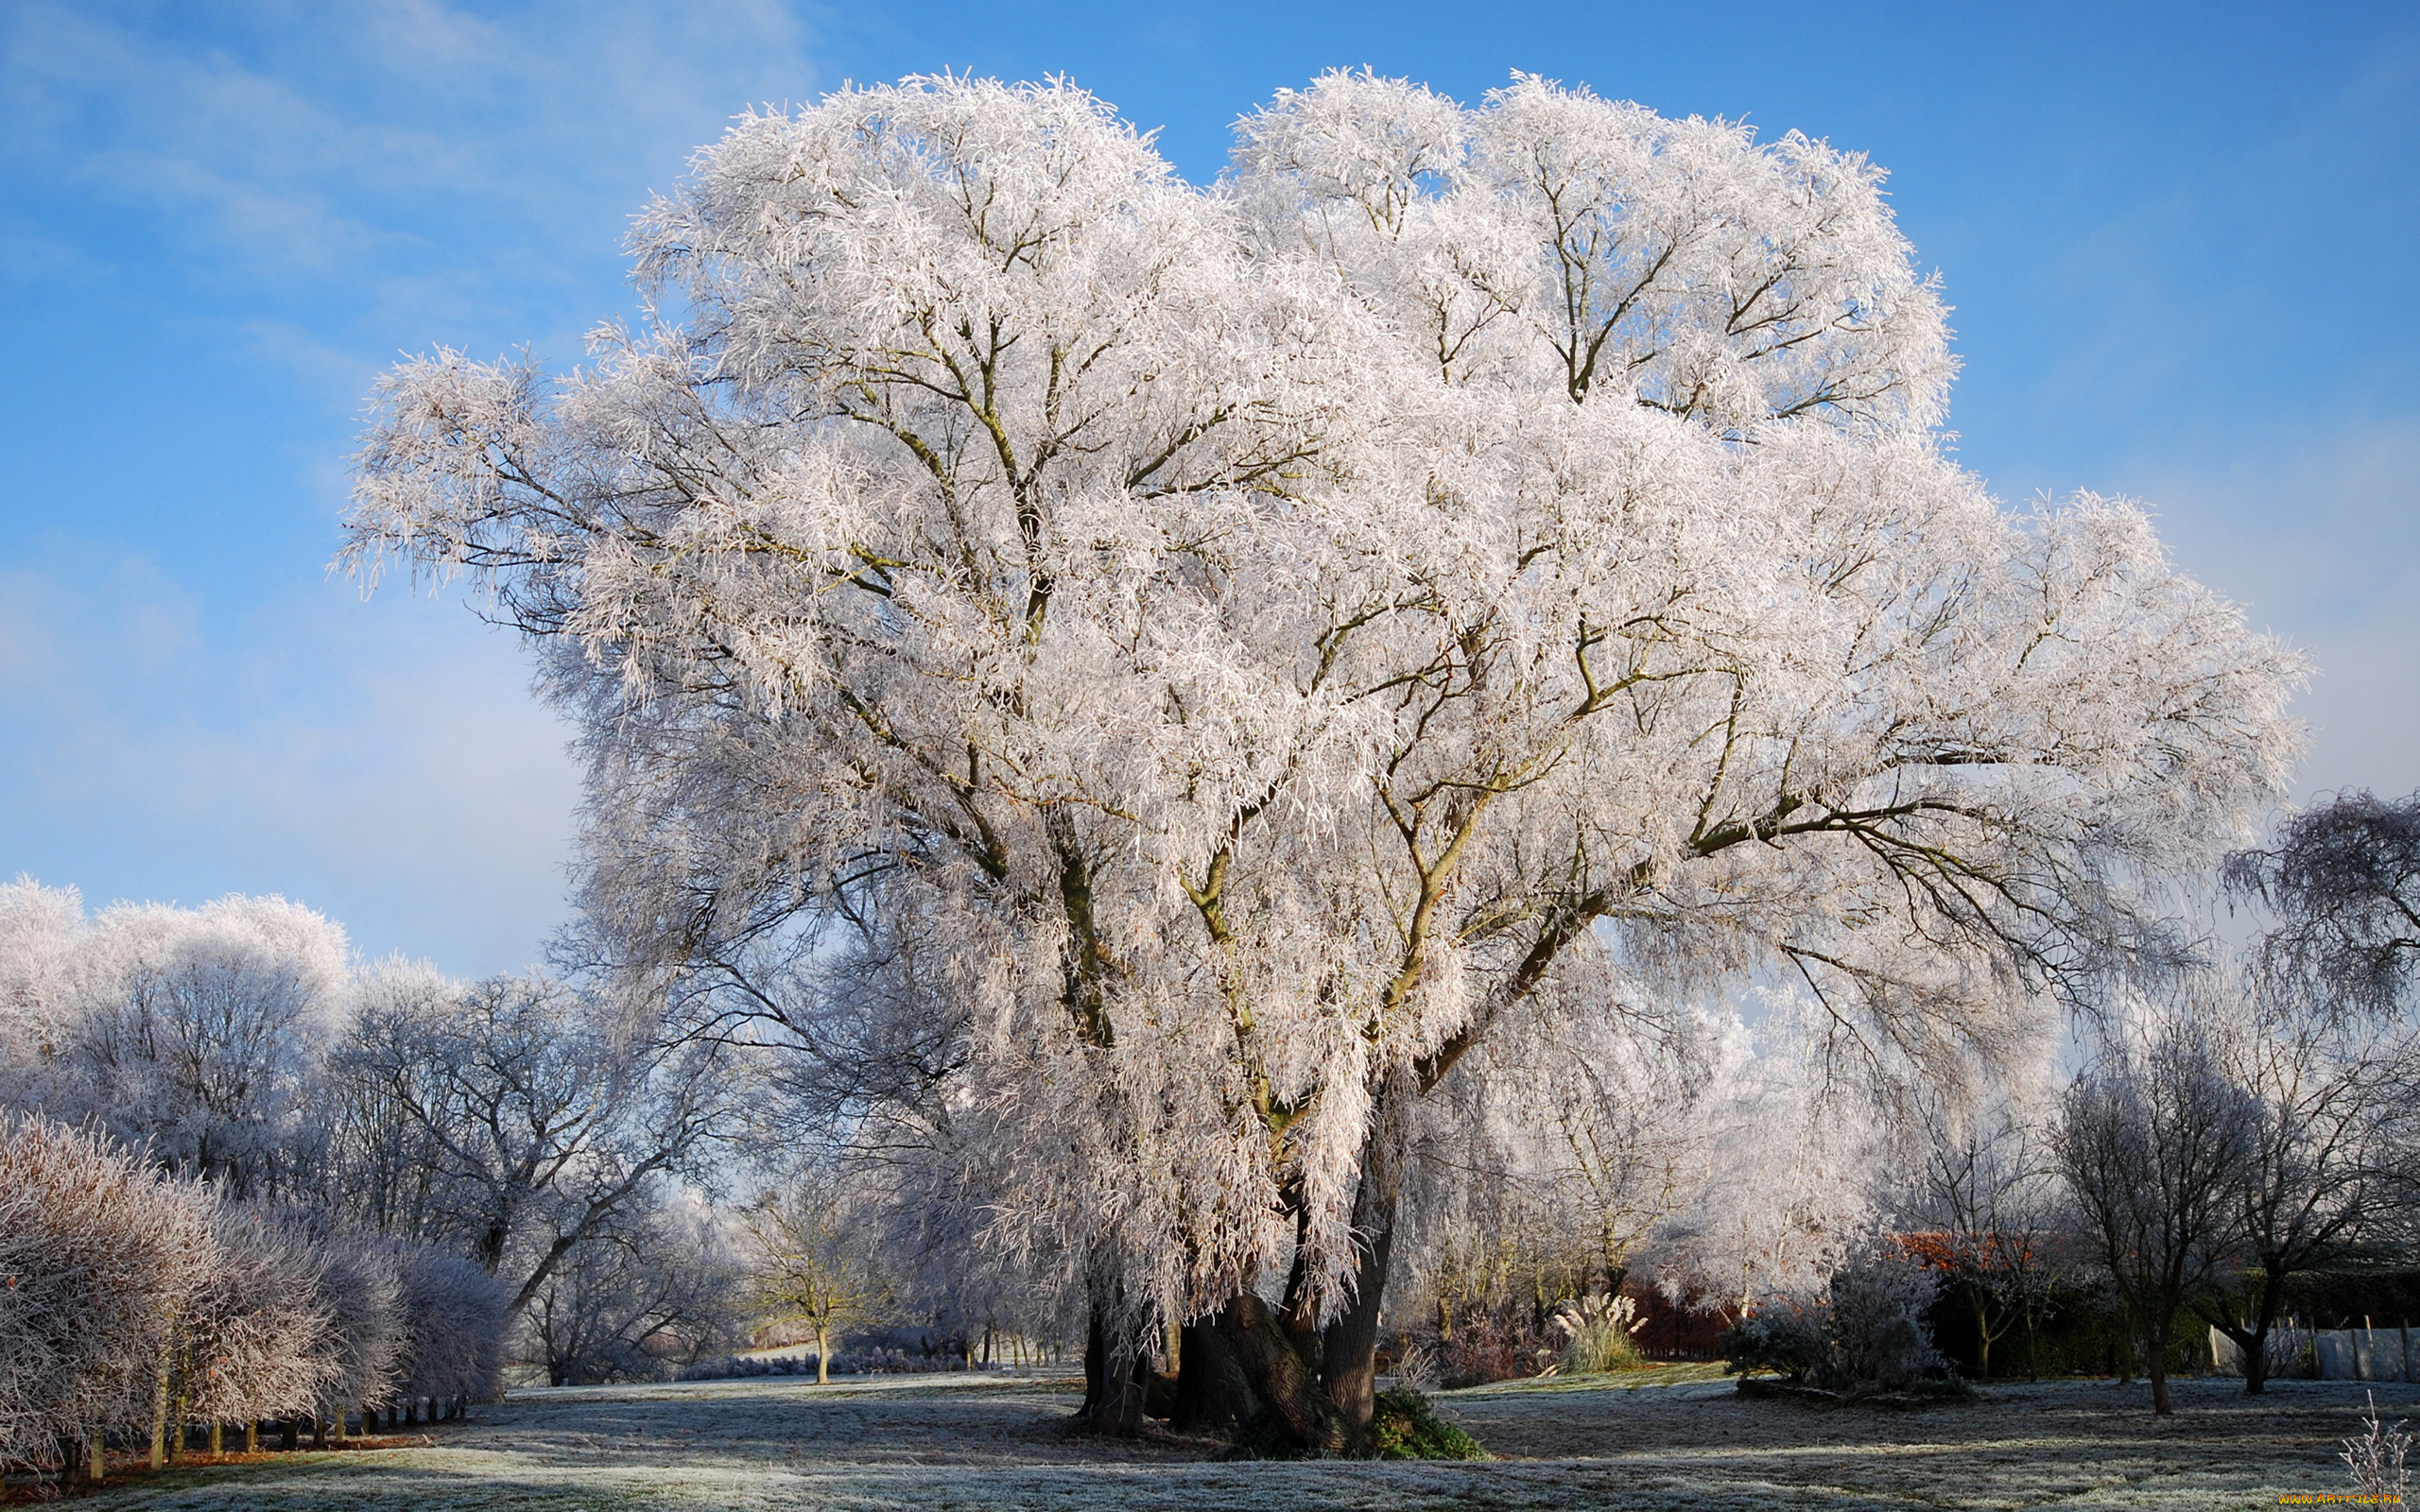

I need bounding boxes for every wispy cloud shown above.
[2,0,823,339]
[0,551,579,975]
[0,3,829,970]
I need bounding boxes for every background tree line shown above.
[0,879,769,1481]
[1369,789,2420,1417]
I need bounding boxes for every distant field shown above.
[69,1368,2416,1510]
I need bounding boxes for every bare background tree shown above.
[330,971,737,1317]
[2056,1022,2256,1416]
[519,1197,744,1386]
[2228,791,2420,1021]
[1909,1096,2071,1381]
[746,1174,894,1384]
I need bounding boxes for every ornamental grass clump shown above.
[1550,1293,1649,1375]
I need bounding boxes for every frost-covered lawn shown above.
[82,1369,2417,1510]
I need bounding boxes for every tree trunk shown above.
[1276,1201,1326,1386]
[1309,1087,1407,1436]
[816,1325,830,1385]
[1078,1295,1149,1435]
[1193,1294,1356,1453]
[88,1428,105,1486]
[2147,1318,2173,1417]
[1317,1191,1399,1434]
[247,1419,259,1453]
[210,1420,223,1456]
[1965,1281,1993,1380]
[2215,1311,2274,1396]
[149,1343,168,1469]
[1167,1084,1409,1453]
[1169,1318,1258,1434]
[2243,1274,2286,1396]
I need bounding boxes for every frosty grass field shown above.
[79,1367,2416,1510]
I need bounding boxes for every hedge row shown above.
[0,1116,508,1478]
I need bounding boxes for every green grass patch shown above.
[1368,1387,1489,1460]
[1443,1360,1734,1395]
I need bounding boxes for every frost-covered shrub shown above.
[281,1217,404,1420]
[833,1346,964,1375]
[0,1114,508,1475]
[2342,1392,2412,1507]
[675,1346,972,1383]
[1437,1313,1556,1388]
[1721,1251,1950,1395]
[1720,1301,1833,1383]
[393,1246,510,1406]
[678,1353,819,1382]
[188,1207,337,1431]
[1827,1252,1945,1392]
[0,1116,205,1471]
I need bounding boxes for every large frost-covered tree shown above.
[346,72,2304,1445]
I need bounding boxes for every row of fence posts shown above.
[2318,1317,2417,1383]
[2212,1317,2417,1383]
[67,1395,475,1487]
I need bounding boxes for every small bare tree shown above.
[1910,1099,2070,1380]
[746,1177,890,1384]
[2056,1023,2256,1416]
[2200,1002,2416,1394]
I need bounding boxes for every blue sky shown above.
[4,0,2415,976]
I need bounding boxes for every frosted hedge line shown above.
[0,1116,509,1478]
